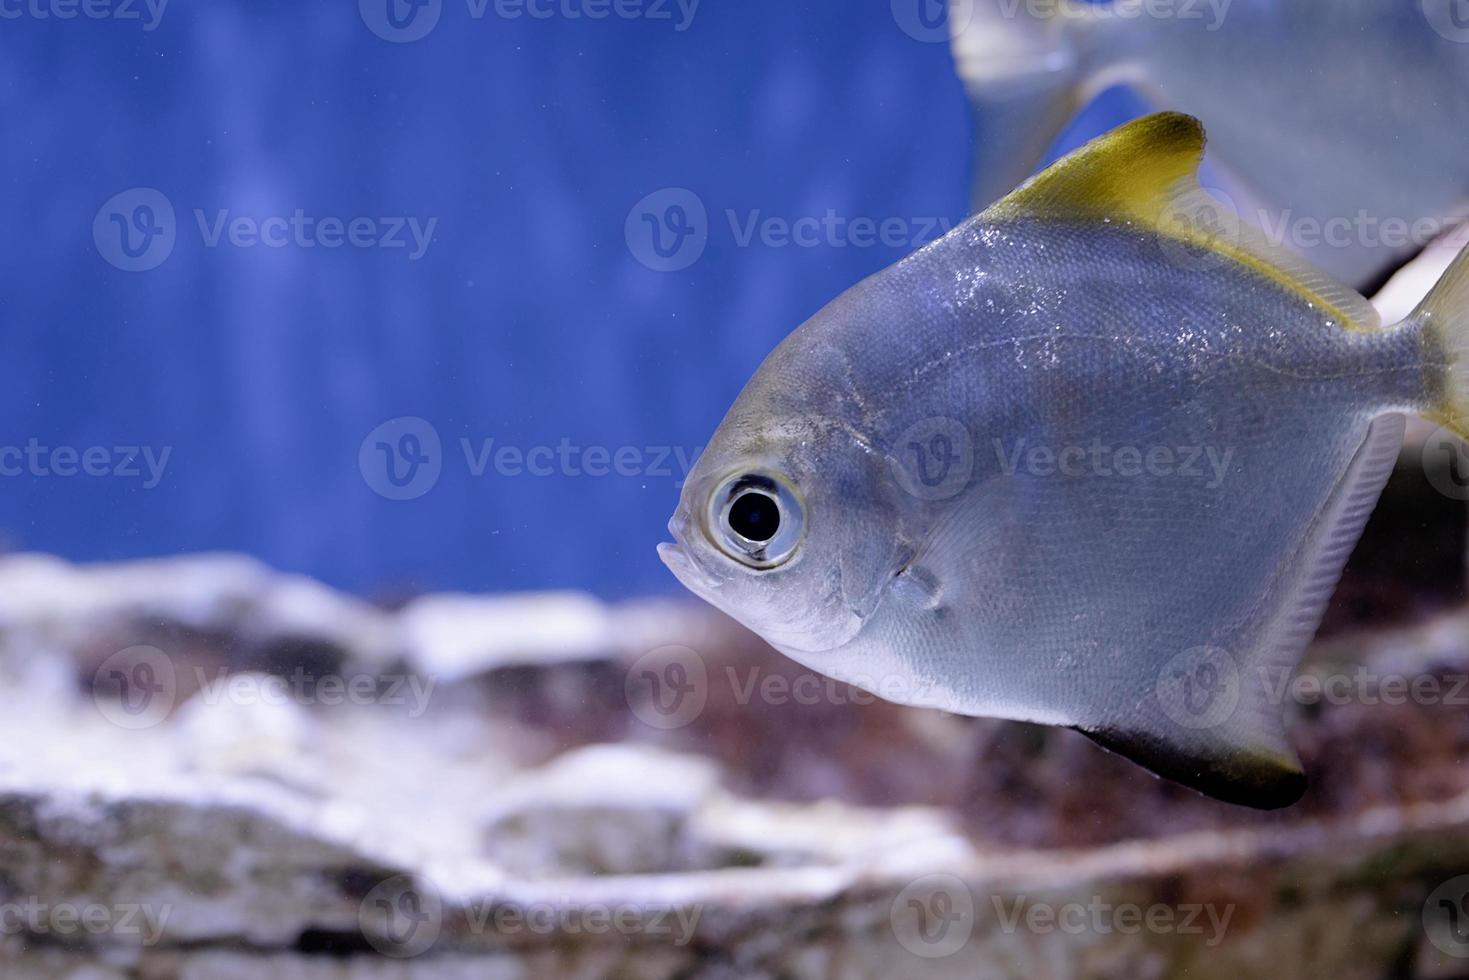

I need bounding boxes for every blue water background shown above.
[0,0,1138,598]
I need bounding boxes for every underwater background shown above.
[13,1,1469,977]
[0,0,1136,598]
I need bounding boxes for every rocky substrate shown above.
[1,551,1469,978]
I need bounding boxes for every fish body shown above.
[954,0,1469,288]
[660,114,1469,807]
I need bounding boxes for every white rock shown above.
[176,676,319,791]
[398,592,617,681]
[481,744,722,876]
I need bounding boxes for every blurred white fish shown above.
[951,0,1469,288]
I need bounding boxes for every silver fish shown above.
[951,0,1469,289]
[659,113,1469,808]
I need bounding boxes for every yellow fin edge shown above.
[981,112,1379,334]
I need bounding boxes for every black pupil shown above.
[728,492,780,543]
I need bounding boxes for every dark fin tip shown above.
[1076,726,1306,811]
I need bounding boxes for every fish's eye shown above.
[729,491,779,542]
[709,472,804,569]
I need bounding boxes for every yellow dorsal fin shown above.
[984,112,1380,333]
[986,111,1206,224]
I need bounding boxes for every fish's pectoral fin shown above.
[985,111,1381,334]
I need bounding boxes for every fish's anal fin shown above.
[985,111,1382,335]
[1077,726,1306,810]
[1075,413,1404,810]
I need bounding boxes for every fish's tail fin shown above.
[1411,242,1469,439]
[949,0,1097,211]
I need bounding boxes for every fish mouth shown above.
[658,508,721,596]
[657,541,720,595]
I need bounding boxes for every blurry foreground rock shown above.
[3,551,1469,978]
